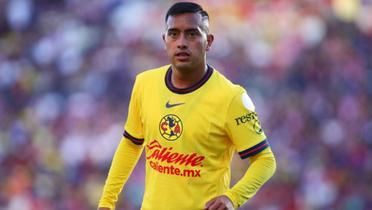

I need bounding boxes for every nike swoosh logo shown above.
[166,101,185,108]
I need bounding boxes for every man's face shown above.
[163,13,213,72]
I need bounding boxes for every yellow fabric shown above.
[98,137,144,209]
[99,65,274,210]
[225,87,267,152]
[125,72,144,140]
[224,147,276,208]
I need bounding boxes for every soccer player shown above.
[98,2,276,210]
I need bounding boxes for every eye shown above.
[186,30,200,39]
[167,31,178,38]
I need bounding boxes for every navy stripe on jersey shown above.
[165,65,213,94]
[123,131,144,145]
[238,139,269,159]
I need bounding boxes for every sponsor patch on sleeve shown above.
[242,92,255,112]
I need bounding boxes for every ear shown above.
[206,34,214,51]
[162,34,166,50]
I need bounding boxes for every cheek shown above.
[192,41,206,50]
[165,43,174,53]
[197,42,207,53]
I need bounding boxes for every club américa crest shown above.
[159,114,183,141]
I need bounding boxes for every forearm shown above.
[98,137,143,209]
[224,147,276,208]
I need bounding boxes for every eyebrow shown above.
[167,28,201,33]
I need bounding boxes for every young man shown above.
[98,2,276,210]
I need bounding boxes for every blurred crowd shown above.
[0,0,371,209]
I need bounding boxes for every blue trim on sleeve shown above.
[238,139,269,159]
[123,131,144,145]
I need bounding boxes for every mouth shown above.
[175,52,190,61]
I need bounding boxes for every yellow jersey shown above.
[123,64,269,210]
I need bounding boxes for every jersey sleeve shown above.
[98,137,144,209]
[225,88,269,159]
[124,75,144,145]
[224,147,276,208]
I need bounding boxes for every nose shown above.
[177,34,187,49]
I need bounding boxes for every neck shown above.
[171,64,207,89]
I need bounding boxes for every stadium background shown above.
[0,0,371,209]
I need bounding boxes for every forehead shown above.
[165,13,204,30]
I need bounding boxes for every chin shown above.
[173,62,193,72]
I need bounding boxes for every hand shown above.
[205,195,234,210]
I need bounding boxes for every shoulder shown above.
[212,67,255,112]
[136,64,170,82]
[212,68,246,96]
[130,65,169,94]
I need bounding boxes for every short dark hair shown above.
[165,2,209,22]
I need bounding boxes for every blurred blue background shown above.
[0,0,371,209]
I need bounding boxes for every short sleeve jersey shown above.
[123,65,269,210]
